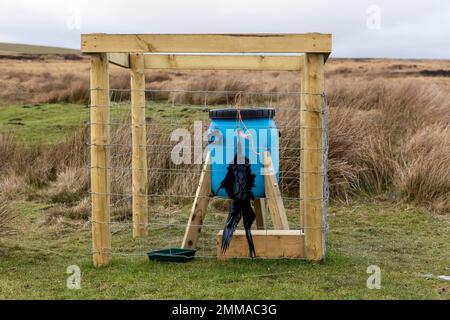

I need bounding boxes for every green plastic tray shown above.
[147,248,196,263]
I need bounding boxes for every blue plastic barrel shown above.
[207,108,279,198]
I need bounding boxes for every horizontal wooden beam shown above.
[216,230,305,259]
[81,33,332,54]
[144,54,303,71]
[107,53,129,68]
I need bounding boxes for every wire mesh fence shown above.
[87,88,329,259]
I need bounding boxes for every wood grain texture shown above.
[90,53,111,267]
[263,151,289,230]
[216,230,305,259]
[144,54,303,71]
[81,33,332,53]
[253,198,267,230]
[107,52,130,68]
[130,53,148,238]
[182,152,211,249]
[302,53,325,261]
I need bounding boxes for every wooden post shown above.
[90,53,111,267]
[301,53,325,261]
[130,53,148,238]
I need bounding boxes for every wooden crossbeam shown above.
[144,54,303,71]
[216,230,305,259]
[81,33,332,54]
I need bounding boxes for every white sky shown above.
[1,0,449,59]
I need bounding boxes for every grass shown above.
[0,102,211,145]
[0,104,88,144]
[0,55,449,299]
[0,201,448,299]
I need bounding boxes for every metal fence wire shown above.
[87,88,329,259]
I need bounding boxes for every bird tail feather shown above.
[242,200,256,258]
[221,200,242,254]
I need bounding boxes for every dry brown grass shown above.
[1,54,449,216]
[397,125,450,212]
[2,54,450,105]
[0,196,17,236]
[326,107,366,198]
[0,132,50,186]
[328,80,449,211]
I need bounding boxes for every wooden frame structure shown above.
[82,33,331,267]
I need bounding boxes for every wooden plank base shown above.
[216,230,305,259]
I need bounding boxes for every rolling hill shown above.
[0,42,79,55]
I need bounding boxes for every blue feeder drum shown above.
[207,108,280,198]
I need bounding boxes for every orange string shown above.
[233,92,261,156]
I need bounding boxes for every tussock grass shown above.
[397,125,450,212]
[0,195,17,237]
[1,60,450,216]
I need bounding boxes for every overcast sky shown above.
[1,0,449,59]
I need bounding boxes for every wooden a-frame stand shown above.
[181,151,305,259]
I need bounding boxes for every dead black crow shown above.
[215,154,257,258]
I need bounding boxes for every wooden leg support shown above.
[253,198,267,230]
[263,151,289,230]
[181,152,211,249]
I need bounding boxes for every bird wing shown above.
[219,154,258,258]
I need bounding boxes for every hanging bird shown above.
[215,153,257,258]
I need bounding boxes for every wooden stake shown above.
[302,53,325,261]
[130,53,148,238]
[263,151,289,230]
[253,198,267,230]
[90,53,111,267]
[182,152,211,248]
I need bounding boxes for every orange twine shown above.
[233,92,261,156]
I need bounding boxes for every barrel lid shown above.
[209,108,275,119]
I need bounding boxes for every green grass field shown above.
[0,200,449,299]
[0,104,88,144]
[0,103,449,299]
[0,103,210,144]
